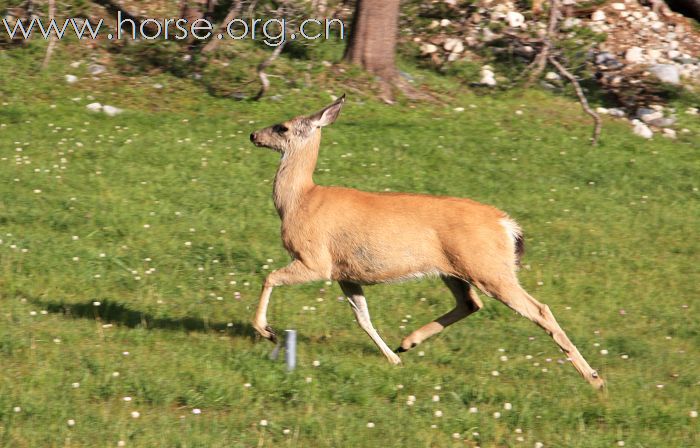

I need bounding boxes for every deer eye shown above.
[273,124,289,134]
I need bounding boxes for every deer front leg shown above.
[253,259,325,342]
[339,281,402,365]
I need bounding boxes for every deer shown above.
[249,95,604,389]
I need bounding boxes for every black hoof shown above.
[395,346,407,353]
[265,326,278,344]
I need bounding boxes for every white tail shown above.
[249,95,604,389]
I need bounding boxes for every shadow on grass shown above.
[32,297,258,340]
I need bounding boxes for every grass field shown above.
[1,45,699,447]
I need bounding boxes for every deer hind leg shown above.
[253,259,325,343]
[397,276,483,353]
[483,277,604,389]
[339,281,401,365]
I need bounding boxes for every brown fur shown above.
[249,96,604,389]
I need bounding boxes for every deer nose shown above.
[249,132,256,143]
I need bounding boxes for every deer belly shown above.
[331,240,444,284]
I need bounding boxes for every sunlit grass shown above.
[0,45,699,447]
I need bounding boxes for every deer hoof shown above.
[264,325,278,344]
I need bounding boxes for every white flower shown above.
[689,410,698,418]
[407,395,416,402]
[432,395,440,402]
[493,411,501,419]
[13,406,21,413]
[67,419,76,426]
[131,411,140,418]
[469,407,478,413]
[617,442,625,447]
[305,377,313,383]
[396,384,404,390]
[259,419,268,426]
[452,433,461,439]
[123,396,132,402]
[535,443,544,448]
[72,382,80,388]
[504,402,512,410]
[192,408,201,415]
[243,383,251,388]
[282,429,291,435]
[366,422,375,428]
[434,410,443,417]
[500,355,508,361]
[600,349,608,355]
[93,301,101,307]
[112,371,120,377]
[117,441,126,447]
[312,360,320,367]
[491,370,500,376]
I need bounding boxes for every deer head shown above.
[249,94,345,153]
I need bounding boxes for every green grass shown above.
[1,44,699,448]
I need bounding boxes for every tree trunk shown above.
[344,0,400,96]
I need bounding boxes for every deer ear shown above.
[310,94,345,128]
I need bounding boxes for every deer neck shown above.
[273,132,320,220]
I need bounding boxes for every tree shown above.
[344,0,401,101]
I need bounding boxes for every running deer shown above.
[249,95,604,389]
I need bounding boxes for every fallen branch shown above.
[253,42,286,100]
[548,55,602,146]
[525,0,560,86]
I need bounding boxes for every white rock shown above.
[420,43,438,55]
[651,21,664,32]
[633,122,653,139]
[87,64,106,76]
[640,111,663,123]
[647,49,662,61]
[506,11,525,28]
[447,52,460,62]
[591,10,606,22]
[102,105,123,117]
[668,50,681,59]
[545,71,561,81]
[65,74,78,84]
[86,102,102,112]
[611,3,626,10]
[439,19,451,27]
[625,47,644,63]
[480,69,497,86]
[669,40,679,50]
[69,61,81,68]
[596,107,609,115]
[444,38,464,54]
[662,128,676,139]
[608,108,626,117]
[649,64,680,84]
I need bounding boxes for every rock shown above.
[633,121,653,139]
[591,10,606,22]
[65,74,78,84]
[69,61,81,68]
[444,38,464,54]
[648,117,676,127]
[662,128,676,139]
[482,28,497,42]
[686,107,698,115]
[447,52,460,62]
[480,68,497,86]
[647,49,662,61]
[87,64,106,76]
[153,83,163,89]
[625,47,644,63]
[506,11,525,28]
[545,71,561,81]
[420,43,438,55]
[596,107,609,114]
[102,105,123,117]
[651,21,664,32]
[611,2,626,10]
[669,40,679,50]
[439,19,451,27]
[608,108,626,117]
[638,108,663,123]
[649,64,680,84]
[668,50,681,59]
[86,103,102,113]
[561,17,581,30]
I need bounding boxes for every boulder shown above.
[648,64,680,84]
[506,11,525,28]
[591,10,606,22]
[625,47,644,63]
[633,121,653,139]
